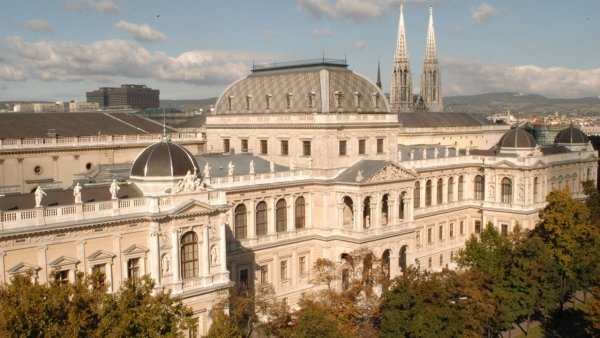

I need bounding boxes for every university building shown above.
[0,7,596,336]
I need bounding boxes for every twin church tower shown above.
[388,5,442,112]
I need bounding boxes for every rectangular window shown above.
[501,223,508,236]
[376,138,384,154]
[280,260,288,280]
[427,228,432,243]
[260,265,268,284]
[474,220,482,234]
[241,139,248,153]
[302,141,311,156]
[223,139,230,153]
[299,256,307,276]
[440,254,444,266]
[260,140,268,155]
[438,225,443,241]
[460,221,465,235]
[239,268,249,287]
[188,318,199,338]
[127,258,140,282]
[358,139,366,155]
[280,140,289,156]
[92,264,106,285]
[342,268,349,290]
[449,223,454,238]
[339,140,347,156]
[416,231,421,246]
[55,270,69,284]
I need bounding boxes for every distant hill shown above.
[444,92,600,115]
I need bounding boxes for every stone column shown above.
[202,226,210,278]
[247,203,256,238]
[37,246,48,284]
[76,240,86,274]
[354,196,363,231]
[389,195,397,224]
[220,218,228,274]
[267,198,276,235]
[112,235,122,290]
[171,230,181,282]
[442,177,448,204]
[0,252,5,284]
[149,223,161,284]
[306,193,313,228]
[287,196,294,232]
[372,194,380,228]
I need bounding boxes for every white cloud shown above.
[25,19,54,33]
[64,0,120,13]
[312,27,334,37]
[470,3,498,23]
[296,0,429,22]
[114,20,167,43]
[2,36,263,86]
[442,58,600,98]
[349,39,366,50]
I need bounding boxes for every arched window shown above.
[458,176,464,200]
[234,204,247,239]
[448,177,454,202]
[295,196,305,229]
[363,197,371,228]
[414,182,421,208]
[502,178,512,203]
[436,178,443,204]
[425,180,432,206]
[255,201,267,236]
[275,199,287,232]
[399,245,408,272]
[382,250,391,278]
[381,194,389,225]
[343,197,354,228]
[474,175,484,200]
[399,192,406,220]
[533,177,539,202]
[180,232,199,279]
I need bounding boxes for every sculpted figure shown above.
[249,160,255,175]
[109,180,120,200]
[228,161,235,176]
[270,160,275,172]
[73,183,82,204]
[161,254,171,275]
[34,185,47,207]
[204,163,211,178]
[211,245,219,266]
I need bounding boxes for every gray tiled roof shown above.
[0,183,142,211]
[398,112,492,128]
[0,112,175,139]
[334,160,389,183]
[195,153,287,178]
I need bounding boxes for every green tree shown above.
[290,298,347,338]
[206,308,242,338]
[95,275,193,337]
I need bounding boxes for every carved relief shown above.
[366,164,413,183]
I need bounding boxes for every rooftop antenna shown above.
[322,50,325,62]
[162,107,167,141]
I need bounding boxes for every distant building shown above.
[86,84,160,109]
[68,101,100,112]
[13,102,65,113]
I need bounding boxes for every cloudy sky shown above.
[1,0,599,101]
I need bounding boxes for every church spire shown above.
[421,6,443,112]
[390,4,413,112]
[376,58,382,89]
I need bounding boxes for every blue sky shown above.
[1,0,599,101]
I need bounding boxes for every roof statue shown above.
[228,161,235,176]
[34,185,47,208]
[249,160,255,175]
[110,180,119,200]
[73,183,82,204]
[204,163,211,178]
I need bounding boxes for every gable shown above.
[48,256,79,268]
[365,163,416,183]
[87,250,116,261]
[8,262,41,275]
[122,244,149,255]
[169,199,216,216]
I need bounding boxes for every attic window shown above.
[265,93,272,110]
[308,91,316,109]
[334,91,343,109]
[371,92,380,108]
[286,92,293,109]
[245,95,253,110]
[353,92,362,109]
[227,96,235,111]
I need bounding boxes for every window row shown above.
[339,138,385,156]
[222,138,311,157]
[258,255,309,285]
[418,220,466,245]
[234,197,306,239]
[226,91,383,111]
[414,176,465,208]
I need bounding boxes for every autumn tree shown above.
[289,298,347,338]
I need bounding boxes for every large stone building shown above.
[0,8,596,336]
[86,84,160,109]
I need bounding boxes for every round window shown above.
[34,165,43,175]
[86,162,93,170]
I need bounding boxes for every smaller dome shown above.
[130,140,199,178]
[554,125,588,145]
[497,128,536,149]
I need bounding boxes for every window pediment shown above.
[48,256,79,268]
[365,163,416,183]
[122,245,149,256]
[8,262,41,275]
[87,250,116,262]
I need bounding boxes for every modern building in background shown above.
[86,84,160,109]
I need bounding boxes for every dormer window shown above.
[353,91,362,109]
[371,92,380,108]
[308,91,316,109]
[246,95,253,110]
[227,96,235,111]
[265,93,272,110]
[334,91,343,109]
[286,92,293,109]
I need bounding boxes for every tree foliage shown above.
[0,273,192,338]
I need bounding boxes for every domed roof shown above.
[215,59,389,114]
[130,140,199,178]
[554,125,588,144]
[497,128,536,149]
